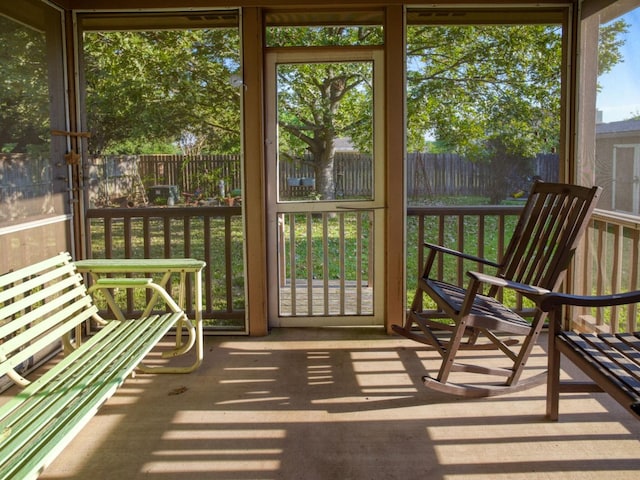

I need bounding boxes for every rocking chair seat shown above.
[425,279,533,334]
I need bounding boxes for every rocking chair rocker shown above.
[394,181,602,397]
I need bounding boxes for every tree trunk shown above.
[313,145,336,200]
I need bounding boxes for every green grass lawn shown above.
[89,215,245,326]
[282,211,371,283]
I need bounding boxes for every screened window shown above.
[0,1,67,227]
[406,9,564,206]
[265,10,383,47]
[77,11,246,331]
[404,8,566,303]
[592,4,640,215]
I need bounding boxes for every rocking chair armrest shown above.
[467,271,551,297]
[538,290,640,312]
[424,242,501,268]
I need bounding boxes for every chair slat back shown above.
[499,182,601,291]
[0,252,98,378]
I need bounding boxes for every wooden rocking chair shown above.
[393,181,602,397]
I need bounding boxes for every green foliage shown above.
[0,16,50,153]
[625,110,640,121]
[598,19,629,79]
[83,28,241,155]
[277,61,373,156]
[103,138,181,155]
[187,164,225,198]
[267,25,383,47]
[406,23,596,202]
[407,24,562,160]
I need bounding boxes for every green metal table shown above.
[75,258,206,373]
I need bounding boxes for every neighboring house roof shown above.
[596,119,640,137]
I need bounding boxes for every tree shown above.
[407,24,563,202]
[276,61,373,200]
[407,21,628,202]
[0,16,49,155]
[269,26,381,200]
[598,20,629,78]
[272,21,625,203]
[80,20,628,202]
[83,28,241,155]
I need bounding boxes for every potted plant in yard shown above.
[224,188,242,206]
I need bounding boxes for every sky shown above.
[596,9,640,123]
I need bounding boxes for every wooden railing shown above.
[575,209,640,333]
[407,205,640,334]
[406,205,526,312]
[84,204,640,334]
[85,205,245,330]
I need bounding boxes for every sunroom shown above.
[1,0,639,478]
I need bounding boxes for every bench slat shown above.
[615,333,640,362]
[0,253,73,291]
[2,316,171,463]
[583,333,640,378]
[95,277,153,287]
[9,317,163,417]
[0,274,86,334]
[0,293,94,354]
[0,320,122,421]
[2,315,172,425]
[0,313,181,480]
[560,332,640,398]
[0,261,78,305]
[0,283,91,345]
[0,301,98,378]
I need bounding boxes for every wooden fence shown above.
[279,153,374,198]
[138,152,374,198]
[406,152,558,198]
[138,154,242,195]
[88,152,558,204]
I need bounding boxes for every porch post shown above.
[384,5,407,333]
[242,7,269,335]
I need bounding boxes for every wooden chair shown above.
[393,181,602,397]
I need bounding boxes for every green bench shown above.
[0,252,197,479]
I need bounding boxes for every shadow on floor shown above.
[38,328,640,479]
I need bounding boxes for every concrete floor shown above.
[32,328,640,479]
